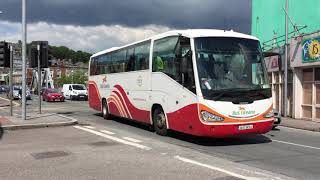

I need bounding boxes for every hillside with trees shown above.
[48,45,92,64]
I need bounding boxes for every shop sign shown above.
[302,36,320,63]
[271,56,279,68]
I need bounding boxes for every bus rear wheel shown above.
[102,99,111,120]
[153,107,168,136]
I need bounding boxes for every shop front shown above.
[264,31,320,122]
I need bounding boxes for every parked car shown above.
[273,109,281,129]
[42,88,65,102]
[61,84,88,100]
[7,86,31,100]
[0,85,8,93]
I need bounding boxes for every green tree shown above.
[56,70,88,87]
[48,45,92,63]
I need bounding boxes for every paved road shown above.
[1,96,320,179]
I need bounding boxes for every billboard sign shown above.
[302,36,320,63]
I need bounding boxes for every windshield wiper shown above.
[210,88,244,101]
[209,88,256,101]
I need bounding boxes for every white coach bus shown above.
[88,29,274,137]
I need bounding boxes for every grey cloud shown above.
[0,0,251,33]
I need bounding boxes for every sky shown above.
[0,0,251,53]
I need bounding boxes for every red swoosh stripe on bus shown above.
[107,99,121,117]
[88,81,102,111]
[109,94,128,118]
[112,90,132,119]
[113,85,150,123]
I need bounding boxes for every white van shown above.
[62,84,88,100]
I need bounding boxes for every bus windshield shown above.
[195,37,271,101]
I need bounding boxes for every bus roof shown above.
[91,29,259,58]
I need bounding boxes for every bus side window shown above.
[152,36,179,79]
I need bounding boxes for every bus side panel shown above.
[111,84,150,123]
[101,71,151,123]
[151,72,198,130]
[167,103,200,135]
[88,81,102,111]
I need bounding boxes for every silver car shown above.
[7,86,32,100]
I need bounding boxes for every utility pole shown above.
[9,45,13,116]
[22,0,27,120]
[37,45,41,114]
[284,0,289,117]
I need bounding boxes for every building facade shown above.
[252,1,320,122]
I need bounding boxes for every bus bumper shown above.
[200,120,274,138]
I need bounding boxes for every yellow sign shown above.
[302,37,320,63]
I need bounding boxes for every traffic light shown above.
[29,41,48,68]
[0,41,10,68]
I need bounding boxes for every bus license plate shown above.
[238,124,253,130]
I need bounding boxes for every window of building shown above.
[303,68,313,81]
[316,84,320,105]
[302,84,312,105]
[301,67,320,121]
[315,68,320,81]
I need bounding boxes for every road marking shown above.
[74,126,151,150]
[83,126,95,129]
[0,96,19,109]
[272,139,320,150]
[122,137,142,143]
[100,130,115,135]
[174,156,251,180]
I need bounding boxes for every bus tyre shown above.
[153,107,168,136]
[102,99,111,120]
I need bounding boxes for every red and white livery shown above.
[88,29,274,137]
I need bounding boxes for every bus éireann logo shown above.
[102,76,107,83]
[239,106,245,111]
[231,106,256,117]
[100,76,109,89]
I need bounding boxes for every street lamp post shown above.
[284,0,288,117]
[22,0,27,120]
[71,70,74,84]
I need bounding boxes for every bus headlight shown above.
[201,111,224,122]
[263,109,274,118]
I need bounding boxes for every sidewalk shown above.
[0,97,10,107]
[0,112,78,130]
[280,117,320,132]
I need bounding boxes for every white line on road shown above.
[74,126,151,150]
[122,137,142,143]
[272,139,320,150]
[174,156,252,180]
[100,130,115,135]
[83,126,95,129]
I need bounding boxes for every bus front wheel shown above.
[153,107,168,136]
[102,99,111,120]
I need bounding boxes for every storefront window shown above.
[275,85,279,110]
[317,84,320,105]
[268,73,272,84]
[315,68,320,81]
[274,72,279,83]
[302,106,312,119]
[303,68,313,81]
[303,84,312,105]
[316,108,320,119]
